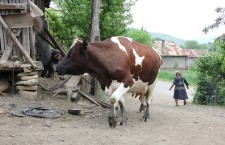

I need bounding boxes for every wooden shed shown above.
[0,0,45,96]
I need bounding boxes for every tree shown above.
[184,40,200,49]
[48,0,136,49]
[45,8,69,49]
[203,7,225,34]
[90,0,101,96]
[193,7,225,105]
[100,0,137,39]
[125,28,154,46]
[90,0,100,42]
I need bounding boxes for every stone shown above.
[21,74,38,81]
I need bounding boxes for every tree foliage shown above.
[125,28,154,46]
[193,6,225,106]
[193,37,225,105]
[203,7,225,34]
[183,40,214,50]
[46,0,137,51]
[45,8,69,49]
[184,40,200,49]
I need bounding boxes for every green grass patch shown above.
[158,70,197,86]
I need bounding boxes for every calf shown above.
[57,37,162,128]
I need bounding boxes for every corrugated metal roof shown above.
[153,41,208,57]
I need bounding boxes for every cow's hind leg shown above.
[142,79,157,121]
[143,101,150,121]
[108,83,130,128]
[139,95,146,112]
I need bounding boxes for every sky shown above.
[130,0,225,40]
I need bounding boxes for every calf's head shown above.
[57,38,89,75]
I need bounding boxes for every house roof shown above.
[153,41,208,57]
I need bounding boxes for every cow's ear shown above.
[81,40,88,54]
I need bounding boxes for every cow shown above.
[57,36,162,128]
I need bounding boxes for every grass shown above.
[158,70,197,86]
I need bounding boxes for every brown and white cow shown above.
[57,36,162,128]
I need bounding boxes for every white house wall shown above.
[161,56,188,70]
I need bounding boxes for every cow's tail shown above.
[159,55,163,70]
[146,78,158,103]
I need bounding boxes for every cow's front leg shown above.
[108,83,130,128]
[108,102,117,128]
[118,96,127,126]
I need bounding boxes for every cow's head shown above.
[57,38,89,75]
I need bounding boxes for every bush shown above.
[193,74,216,105]
[193,52,225,105]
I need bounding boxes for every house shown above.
[153,40,208,70]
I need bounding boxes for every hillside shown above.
[150,32,186,46]
[150,32,215,45]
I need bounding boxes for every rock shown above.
[194,121,199,123]
[16,85,38,91]
[21,74,38,81]
[17,71,38,77]
[19,90,37,97]
[16,79,38,86]
[23,67,32,73]
[20,63,32,68]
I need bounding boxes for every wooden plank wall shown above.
[0,0,29,15]
[0,0,41,66]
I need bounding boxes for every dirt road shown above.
[0,80,225,145]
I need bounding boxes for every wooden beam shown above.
[0,38,13,61]
[2,14,33,28]
[77,90,101,106]
[22,28,30,56]
[0,25,5,52]
[0,16,37,68]
[44,28,66,56]
[0,3,26,10]
[0,61,43,71]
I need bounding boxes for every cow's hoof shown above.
[108,114,117,128]
[142,112,150,122]
[119,116,128,126]
[139,104,146,112]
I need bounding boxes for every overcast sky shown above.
[130,0,225,40]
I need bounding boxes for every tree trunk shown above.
[90,0,101,97]
[90,0,100,42]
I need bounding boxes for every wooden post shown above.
[22,27,30,55]
[29,27,36,60]
[0,25,4,52]
[0,16,37,68]
[89,0,101,97]
[44,28,66,56]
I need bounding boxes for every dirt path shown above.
[0,80,225,145]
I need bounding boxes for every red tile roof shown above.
[153,41,208,57]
